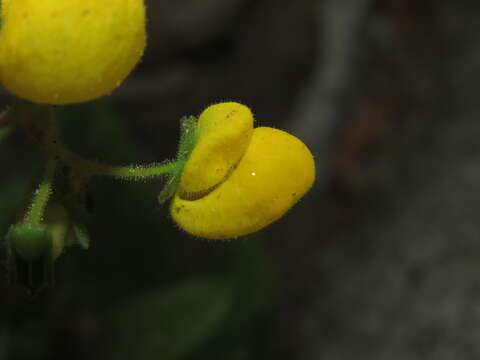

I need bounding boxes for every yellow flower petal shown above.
[171,126,315,239]
[0,0,146,104]
[1,0,10,18]
[179,102,254,196]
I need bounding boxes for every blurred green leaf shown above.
[71,222,90,249]
[58,102,141,162]
[101,277,232,360]
[0,126,13,143]
[188,239,277,359]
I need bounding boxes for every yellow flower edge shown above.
[179,102,254,196]
[0,0,146,104]
[171,126,315,239]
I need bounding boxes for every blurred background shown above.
[2,0,480,359]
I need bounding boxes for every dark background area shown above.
[2,0,480,359]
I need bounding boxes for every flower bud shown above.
[6,224,52,262]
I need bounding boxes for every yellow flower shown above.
[0,0,146,104]
[171,102,315,239]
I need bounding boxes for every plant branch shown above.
[22,114,178,180]
[24,156,57,225]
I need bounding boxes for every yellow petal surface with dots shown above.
[171,127,315,239]
[179,102,254,196]
[0,0,146,104]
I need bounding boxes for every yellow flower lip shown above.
[171,102,315,240]
[179,102,254,198]
[0,0,146,104]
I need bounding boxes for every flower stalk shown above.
[22,109,179,181]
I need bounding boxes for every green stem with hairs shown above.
[22,109,180,180]
[23,156,57,225]
[22,109,59,225]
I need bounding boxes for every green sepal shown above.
[5,227,57,291]
[6,224,52,262]
[44,202,71,260]
[53,163,92,250]
[66,191,92,250]
[62,197,92,251]
[72,222,90,250]
[158,116,198,204]
[4,202,72,289]
[158,161,185,204]
[177,116,199,160]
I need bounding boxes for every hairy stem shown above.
[24,156,57,225]
[22,111,178,180]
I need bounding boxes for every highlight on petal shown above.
[171,120,315,240]
[0,0,146,104]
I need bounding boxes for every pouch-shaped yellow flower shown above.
[171,102,315,239]
[0,0,146,104]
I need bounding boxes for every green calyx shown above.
[6,224,53,262]
[158,116,198,204]
[3,103,200,287]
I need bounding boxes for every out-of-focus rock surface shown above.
[271,1,480,359]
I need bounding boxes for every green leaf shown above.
[101,277,231,360]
